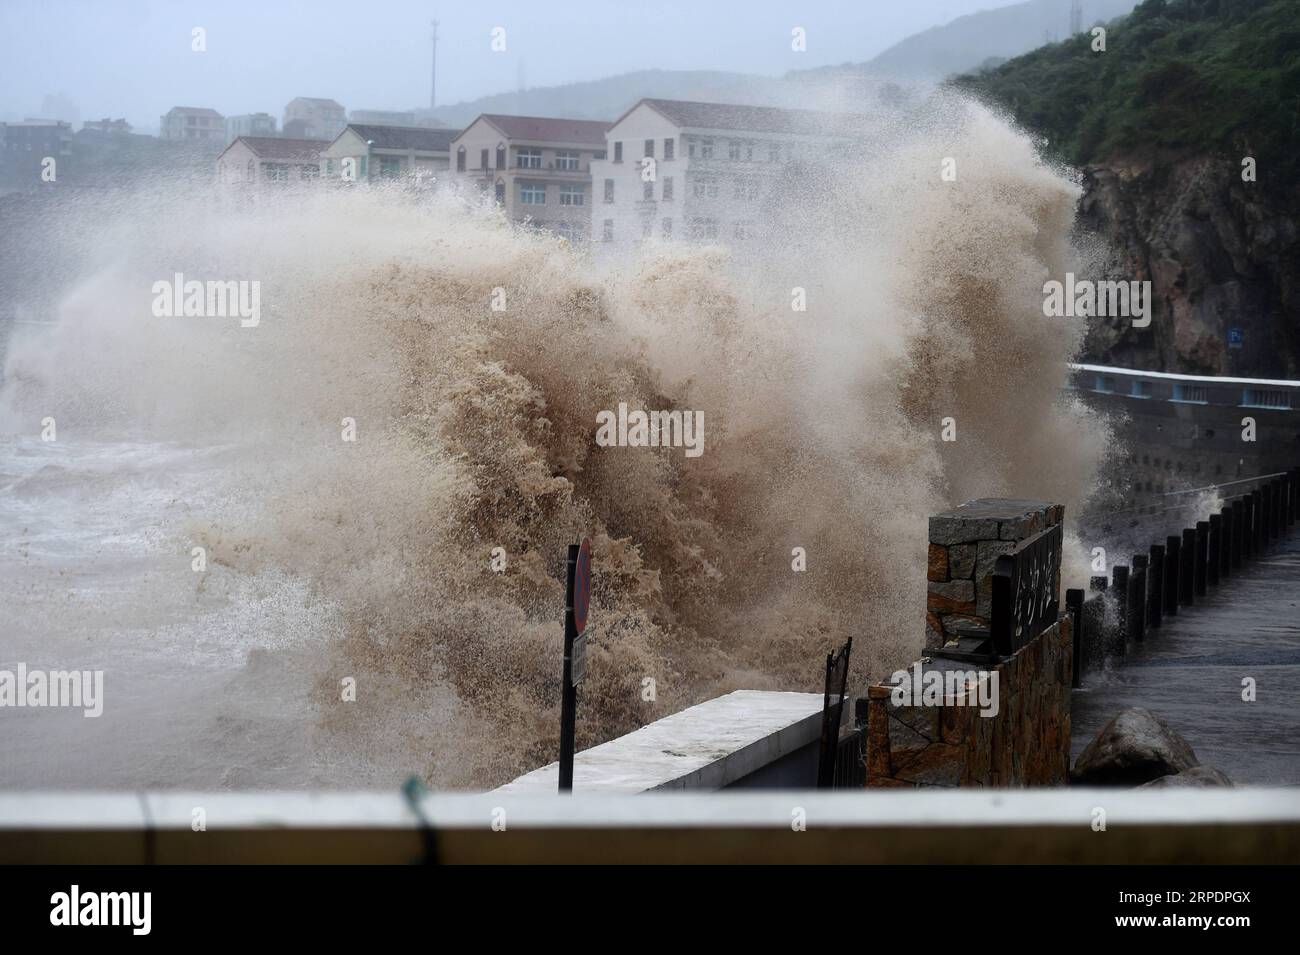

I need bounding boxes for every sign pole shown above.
[558,543,579,792]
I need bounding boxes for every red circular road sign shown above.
[574,538,592,634]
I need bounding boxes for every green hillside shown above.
[954,0,1300,186]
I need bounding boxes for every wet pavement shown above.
[1070,532,1300,786]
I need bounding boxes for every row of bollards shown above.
[1066,466,1300,688]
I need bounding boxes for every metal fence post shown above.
[1248,493,1258,561]
[1244,494,1256,561]
[1194,521,1209,596]
[1066,588,1084,689]
[1233,498,1246,568]
[1130,555,1148,642]
[1221,505,1234,578]
[1112,565,1130,659]
[1179,528,1195,606]
[1164,535,1180,616]
[1148,543,1164,629]
[1207,513,1221,587]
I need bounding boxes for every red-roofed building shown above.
[449,113,612,241]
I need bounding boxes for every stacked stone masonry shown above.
[866,498,1071,788]
[926,499,1065,648]
[865,617,1073,787]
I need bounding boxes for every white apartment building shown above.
[283,97,347,141]
[448,114,611,241]
[319,124,457,182]
[159,106,225,143]
[225,113,277,142]
[590,98,863,248]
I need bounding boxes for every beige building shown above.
[159,106,225,143]
[319,124,457,183]
[215,136,324,197]
[590,98,863,248]
[282,97,347,141]
[448,114,611,241]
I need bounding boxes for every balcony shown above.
[470,162,590,179]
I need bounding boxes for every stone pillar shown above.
[926,499,1064,650]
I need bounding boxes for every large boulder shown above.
[1139,766,1234,788]
[1071,707,1199,786]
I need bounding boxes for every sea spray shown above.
[0,91,1111,788]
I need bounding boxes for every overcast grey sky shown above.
[0,0,1023,130]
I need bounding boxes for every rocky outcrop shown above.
[1139,766,1234,789]
[1071,706,1198,786]
[1076,154,1299,378]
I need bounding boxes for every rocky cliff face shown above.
[1076,155,1299,377]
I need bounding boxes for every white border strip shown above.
[1068,362,1300,389]
[1,789,1297,830]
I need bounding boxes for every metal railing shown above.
[1070,466,1299,686]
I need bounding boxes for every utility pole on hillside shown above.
[430,19,439,110]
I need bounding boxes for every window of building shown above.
[642,217,653,239]
[496,146,506,169]
[688,217,718,241]
[664,138,675,160]
[662,218,672,239]
[602,219,614,242]
[325,159,336,176]
[614,141,623,162]
[594,150,606,160]
[1242,388,1291,409]
[603,178,614,203]
[643,181,654,201]
[520,183,545,204]
[379,156,402,178]
[663,176,673,201]
[559,184,585,206]
[265,162,290,181]
[556,150,580,171]
[300,164,319,180]
[517,147,542,170]
[494,180,505,204]
[480,148,490,169]
[728,140,741,160]
[693,176,718,199]
[1172,383,1209,403]
[457,146,466,172]
[644,139,654,158]
[701,139,714,159]
[554,221,585,242]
